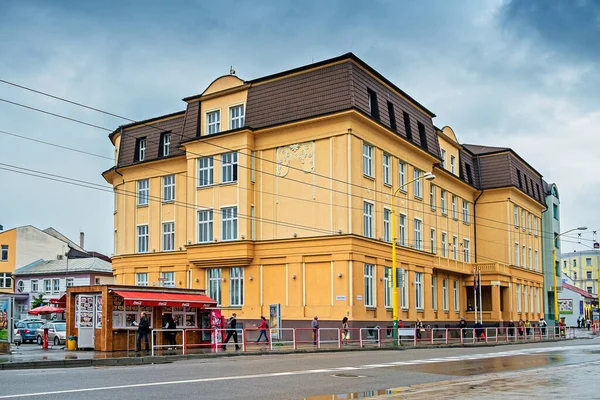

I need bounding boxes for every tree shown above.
[31,293,45,308]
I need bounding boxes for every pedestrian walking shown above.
[459,316,467,339]
[507,320,515,337]
[312,316,319,346]
[416,319,424,340]
[341,317,349,345]
[518,319,525,338]
[135,311,151,353]
[587,319,592,330]
[162,314,177,350]
[577,316,582,329]
[255,316,269,344]
[539,318,547,337]
[525,319,531,337]
[222,313,240,350]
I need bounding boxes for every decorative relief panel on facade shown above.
[276,141,315,177]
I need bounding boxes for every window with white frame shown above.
[162,222,175,251]
[450,155,456,174]
[521,209,526,230]
[415,272,423,309]
[222,152,238,183]
[441,190,447,215]
[31,279,39,292]
[516,284,522,312]
[515,243,520,266]
[442,278,449,311]
[138,138,146,161]
[136,273,148,286]
[453,280,459,311]
[137,179,149,206]
[514,205,519,227]
[401,268,408,309]
[528,214,532,233]
[363,143,373,177]
[587,271,593,279]
[528,248,532,269]
[68,278,76,288]
[363,201,374,238]
[207,110,221,134]
[163,175,175,202]
[442,232,448,257]
[534,217,538,236]
[452,236,458,260]
[535,287,540,313]
[451,195,458,219]
[222,206,238,241]
[522,245,526,267]
[197,157,214,186]
[161,271,175,288]
[162,133,170,157]
[208,268,222,306]
[399,214,407,246]
[463,239,470,262]
[399,161,406,190]
[530,285,534,312]
[534,250,539,271]
[430,228,436,254]
[250,205,256,240]
[524,286,528,312]
[462,200,469,223]
[197,210,214,243]
[1,245,7,261]
[414,168,423,198]
[52,279,60,294]
[383,153,391,185]
[430,184,436,210]
[384,267,391,308]
[431,276,437,310]
[230,267,244,306]
[364,264,375,307]
[383,208,391,242]
[230,105,245,129]
[586,258,592,267]
[441,149,446,168]
[44,279,51,293]
[414,218,422,250]
[137,225,149,253]
[250,151,256,183]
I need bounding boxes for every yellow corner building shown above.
[102,53,546,329]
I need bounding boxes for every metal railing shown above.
[150,328,186,356]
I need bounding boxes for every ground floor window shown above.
[162,306,198,328]
[112,296,153,328]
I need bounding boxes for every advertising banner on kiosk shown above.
[269,304,281,340]
[210,309,223,349]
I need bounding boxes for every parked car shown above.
[14,320,45,344]
[36,322,67,346]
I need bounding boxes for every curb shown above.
[0,337,585,371]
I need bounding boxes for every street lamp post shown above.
[553,226,587,325]
[391,172,435,339]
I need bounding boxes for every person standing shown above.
[507,320,515,338]
[163,314,177,350]
[525,319,531,337]
[312,316,319,346]
[255,316,269,344]
[539,318,547,337]
[416,319,424,340]
[223,313,240,350]
[577,316,582,329]
[136,311,151,353]
[459,317,467,339]
[341,317,349,345]
[518,319,525,338]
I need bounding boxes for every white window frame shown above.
[383,208,391,242]
[453,280,459,311]
[515,243,520,267]
[221,206,238,241]
[384,267,392,308]
[138,138,146,161]
[462,200,469,224]
[516,284,521,313]
[52,278,60,294]
[137,225,149,254]
[528,247,532,269]
[414,218,422,250]
[587,270,593,279]
[162,175,175,202]
[534,250,539,271]
[363,201,374,238]
[586,258,592,267]
[208,268,222,306]
[535,287,540,313]
[161,271,175,288]
[431,276,437,311]
[528,214,532,234]
[44,279,51,293]
[451,195,458,219]
[463,239,470,262]
[383,153,391,186]
[197,157,214,187]
[162,221,175,252]
[31,279,39,292]
[450,155,455,174]
[207,110,221,134]
[162,133,170,157]
[399,161,406,191]
[221,152,238,183]
[230,267,244,306]
[415,272,423,310]
[429,184,436,211]
[229,104,245,130]
[364,264,375,307]
[197,209,214,243]
[430,228,436,254]
[441,190,447,215]
[441,149,446,168]
[530,286,534,312]
[136,273,148,287]
[514,205,519,227]
[441,232,448,257]
[442,278,449,311]
[399,213,407,246]
[521,209,526,231]
[524,285,528,312]
[137,179,149,206]
[522,245,526,267]
[363,143,374,178]
[413,168,423,198]
[452,236,458,260]
[0,245,7,261]
[534,217,538,236]
[401,268,409,309]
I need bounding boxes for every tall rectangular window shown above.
[517,169,523,188]
[521,209,526,230]
[528,248,532,268]
[463,239,470,262]
[137,179,149,206]
[250,205,256,240]
[415,272,423,309]
[413,168,423,198]
[208,268,222,306]
[534,250,539,271]
[0,245,7,261]
[383,153,391,185]
[222,152,238,183]
[160,133,171,157]
[524,286,528,312]
[198,210,214,243]
[221,206,238,241]
[462,200,469,223]
[230,105,245,129]
[230,267,244,306]
[367,89,379,119]
[429,184,436,210]
[31,279,38,292]
[534,217,538,236]
[387,101,397,131]
[401,268,408,309]
[414,218,422,250]
[514,205,519,227]
[442,278,449,311]
[135,138,146,162]
[250,151,256,183]
[136,273,148,287]
[430,228,436,254]
[363,143,373,177]
[44,279,51,293]
[383,208,391,242]
[451,195,458,219]
[516,284,521,313]
[399,214,407,246]
[441,233,448,257]
[452,236,458,260]
[453,280,459,311]
[137,225,149,253]
[418,122,428,150]
[163,175,175,202]
[197,157,214,186]
[441,190,447,215]
[162,222,175,252]
[403,112,412,141]
[530,286,534,312]
[553,204,559,220]
[161,271,175,288]
[522,245,526,267]
[431,276,437,310]
[535,287,540,313]
[450,155,456,174]
[364,264,375,307]
[515,243,519,266]
[586,258,592,267]
[399,161,406,190]
[52,279,60,294]
[384,267,392,308]
[363,201,374,238]
[441,149,446,168]
[527,214,532,233]
[207,110,221,134]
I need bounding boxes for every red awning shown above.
[50,294,66,307]
[112,290,217,308]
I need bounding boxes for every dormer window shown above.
[230,105,245,130]
[441,149,446,168]
[207,110,221,134]
[160,133,171,157]
[134,137,146,162]
[403,112,412,141]
[450,155,456,175]
[418,122,428,151]
[367,89,379,120]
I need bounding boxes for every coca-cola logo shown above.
[158,302,167,306]
[133,301,142,305]
[182,303,190,307]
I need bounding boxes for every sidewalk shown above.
[1,332,594,371]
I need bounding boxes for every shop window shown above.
[162,306,198,328]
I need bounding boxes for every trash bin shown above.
[67,336,77,351]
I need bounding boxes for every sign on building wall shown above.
[558,299,574,314]
[269,304,281,340]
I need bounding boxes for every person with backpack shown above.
[255,316,269,344]
[222,313,240,350]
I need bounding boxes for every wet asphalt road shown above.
[1,339,600,400]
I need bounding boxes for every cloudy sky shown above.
[0,0,598,255]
